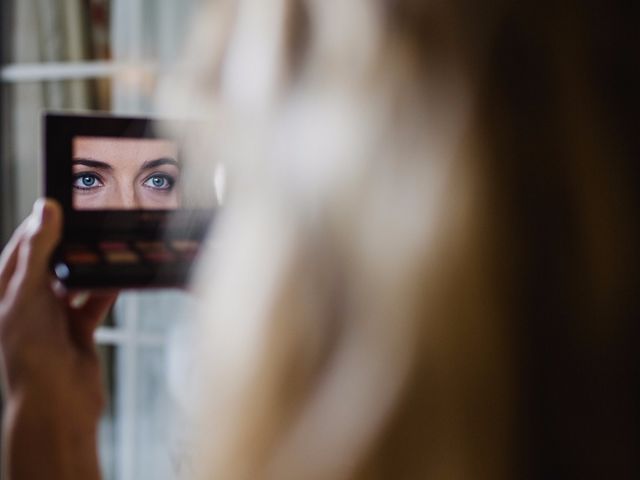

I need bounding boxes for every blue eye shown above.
[143,174,174,190]
[73,174,103,190]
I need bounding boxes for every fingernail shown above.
[31,199,48,226]
[70,291,90,309]
[25,203,43,236]
[38,199,54,225]
[25,200,47,236]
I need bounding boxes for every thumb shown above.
[14,199,63,290]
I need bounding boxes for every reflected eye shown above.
[143,174,175,191]
[73,173,103,190]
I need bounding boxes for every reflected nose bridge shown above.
[114,173,138,209]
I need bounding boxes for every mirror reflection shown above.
[72,137,180,210]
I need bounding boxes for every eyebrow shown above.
[72,159,113,170]
[140,158,180,170]
[71,157,179,171]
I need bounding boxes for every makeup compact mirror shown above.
[45,112,216,289]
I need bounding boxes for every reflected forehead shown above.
[73,136,178,160]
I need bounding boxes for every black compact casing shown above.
[44,112,214,289]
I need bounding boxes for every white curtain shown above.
[9,0,90,222]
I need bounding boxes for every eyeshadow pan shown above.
[100,241,129,251]
[135,241,176,262]
[171,240,199,252]
[171,240,200,260]
[65,251,100,264]
[66,243,94,252]
[143,251,176,263]
[105,250,139,264]
[135,241,166,252]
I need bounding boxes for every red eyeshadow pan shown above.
[65,251,100,264]
[143,251,176,263]
[135,241,175,261]
[100,241,129,251]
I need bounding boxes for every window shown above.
[1,1,200,478]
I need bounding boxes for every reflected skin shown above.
[72,137,180,210]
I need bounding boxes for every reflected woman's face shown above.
[72,137,180,210]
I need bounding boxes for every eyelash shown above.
[72,172,177,192]
[142,173,176,191]
[72,173,104,191]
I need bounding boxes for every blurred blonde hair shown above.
[161,1,640,479]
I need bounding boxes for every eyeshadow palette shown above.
[45,112,215,289]
[55,239,202,288]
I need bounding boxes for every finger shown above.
[12,199,62,292]
[68,292,118,352]
[0,219,31,296]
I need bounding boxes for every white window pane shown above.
[135,347,178,480]
[98,344,119,480]
[114,291,194,335]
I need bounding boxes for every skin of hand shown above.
[0,199,117,480]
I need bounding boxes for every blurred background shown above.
[1,2,639,479]
[0,1,203,478]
